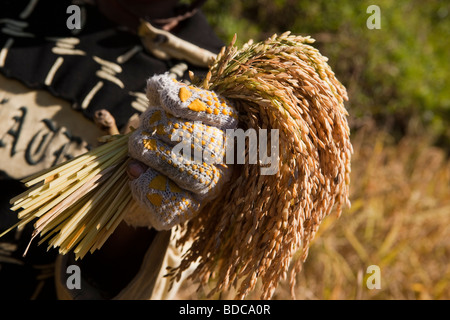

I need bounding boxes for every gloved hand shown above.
[125,73,239,230]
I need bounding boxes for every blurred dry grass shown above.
[277,123,450,300]
[177,121,450,300]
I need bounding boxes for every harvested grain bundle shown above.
[2,32,351,299]
[3,133,134,259]
[170,32,352,299]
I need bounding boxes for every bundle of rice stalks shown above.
[1,133,134,259]
[172,32,352,299]
[1,32,352,299]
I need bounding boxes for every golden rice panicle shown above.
[170,32,352,300]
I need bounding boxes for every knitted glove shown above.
[126,73,238,230]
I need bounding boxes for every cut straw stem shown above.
[3,132,133,258]
[21,133,129,187]
[33,165,116,234]
[22,144,128,221]
[50,168,124,247]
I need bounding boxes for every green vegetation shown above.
[202,0,450,145]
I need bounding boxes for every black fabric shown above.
[0,0,224,129]
[0,0,224,299]
[0,179,58,300]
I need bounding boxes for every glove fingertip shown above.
[146,73,176,106]
[128,168,201,230]
[146,73,239,130]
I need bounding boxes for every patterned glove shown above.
[126,73,239,230]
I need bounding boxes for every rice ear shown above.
[170,33,352,300]
[4,32,351,300]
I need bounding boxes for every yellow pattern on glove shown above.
[127,73,238,230]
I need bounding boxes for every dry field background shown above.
[278,123,450,300]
